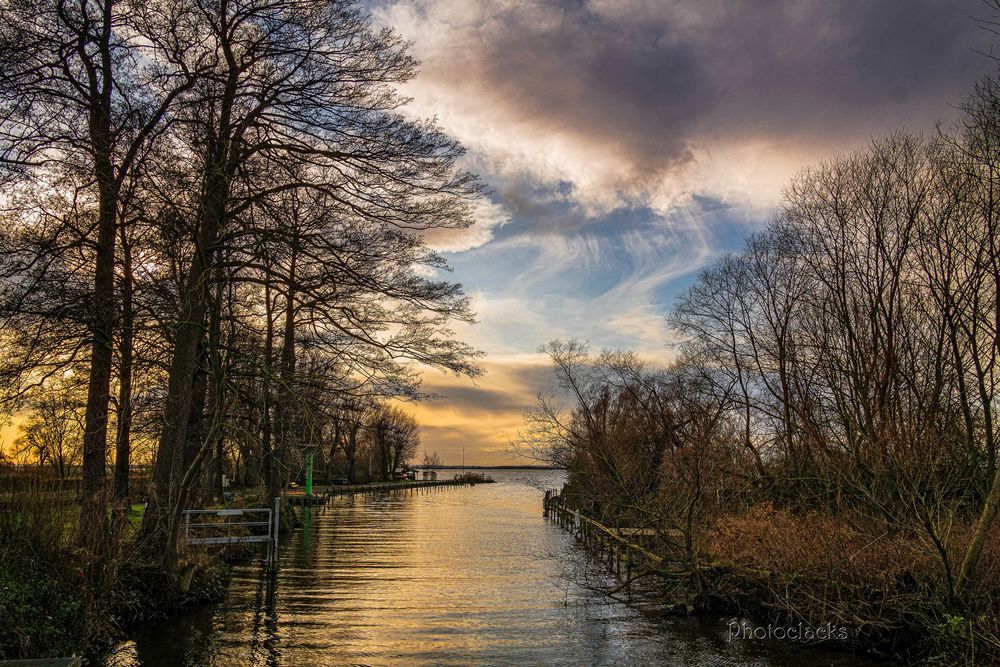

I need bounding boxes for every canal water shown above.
[103,469,888,666]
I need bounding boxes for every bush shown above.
[0,480,237,658]
[0,552,82,658]
[0,480,84,658]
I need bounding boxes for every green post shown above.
[305,450,313,498]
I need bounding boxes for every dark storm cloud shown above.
[386,0,993,182]
[436,385,538,413]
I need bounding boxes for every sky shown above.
[366,0,999,465]
[1,1,994,465]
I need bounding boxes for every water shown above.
[103,469,889,666]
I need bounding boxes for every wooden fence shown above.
[543,490,669,590]
[0,471,150,503]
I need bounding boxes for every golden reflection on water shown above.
[104,470,887,667]
[272,471,579,665]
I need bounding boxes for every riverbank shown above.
[0,496,232,661]
[544,491,1000,665]
[0,483,284,661]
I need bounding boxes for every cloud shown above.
[445,196,739,358]
[375,0,991,217]
[403,355,553,464]
[376,0,995,360]
[426,384,536,414]
[420,195,512,253]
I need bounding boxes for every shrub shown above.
[0,552,82,658]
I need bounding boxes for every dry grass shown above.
[708,503,1000,662]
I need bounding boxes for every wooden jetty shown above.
[290,476,493,506]
[286,493,328,506]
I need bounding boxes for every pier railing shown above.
[323,476,492,498]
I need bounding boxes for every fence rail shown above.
[0,472,151,502]
[182,498,280,570]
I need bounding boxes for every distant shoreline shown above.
[425,465,562,470]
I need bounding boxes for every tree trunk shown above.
[269,251,297,501]
[113,228,134,503]
[957,464,1000,596]
[346,422,359,484]
[139,162,231,571]
[205,268,226,502]
[80,176,117,539]
[80,0,119,541]
[139,39,241,570]
[326,419,341,484]
[262,281,275,494]
[182,343,210,507]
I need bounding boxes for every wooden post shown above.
[271,496,280,572]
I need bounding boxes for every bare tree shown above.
[422,451,442,468]
[131,0,483,574]
[14,380,86,480]
[0,0,198,537]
